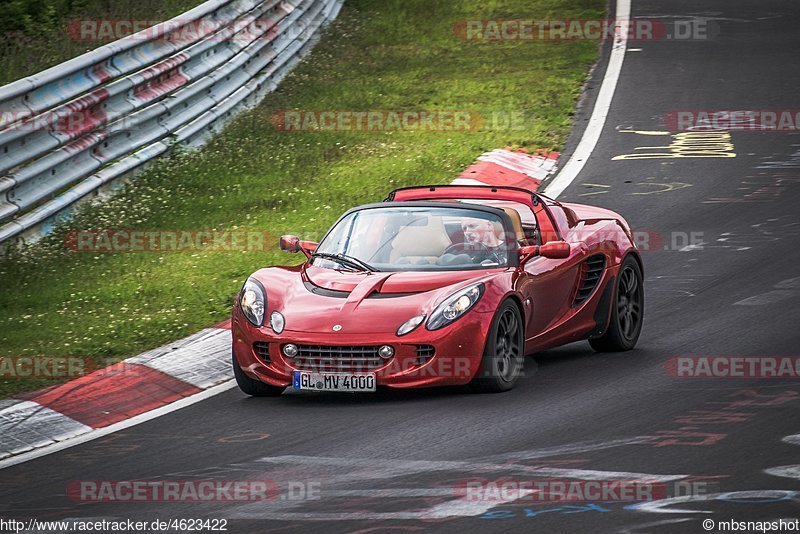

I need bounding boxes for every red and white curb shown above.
[0,149,559,467]
[453,148,558,190]
[0,322,233,465]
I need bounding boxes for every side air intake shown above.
[573,255,606,306]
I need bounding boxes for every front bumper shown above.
[232,312,492,389]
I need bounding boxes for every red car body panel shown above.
[232,185,640,389]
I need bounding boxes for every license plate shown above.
[292,371,376,392]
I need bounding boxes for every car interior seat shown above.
[390,217,451,264]
[501,207,532,246]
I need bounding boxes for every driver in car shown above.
[438,216,509,266]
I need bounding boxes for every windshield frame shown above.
[312,201,520,271]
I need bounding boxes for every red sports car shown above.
[231,185,643,395]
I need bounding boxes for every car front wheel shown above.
[232,352,286,397]
[470,300,524,393]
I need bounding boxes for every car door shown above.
[515,201,584,340]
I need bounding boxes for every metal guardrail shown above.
[0,0,343,245]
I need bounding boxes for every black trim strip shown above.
[303,281,349,298]
[588,275,615,338]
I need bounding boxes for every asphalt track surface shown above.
[3,1,800,532]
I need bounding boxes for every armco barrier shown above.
[0,0,343,245]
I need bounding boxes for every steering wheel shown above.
[443,242,491,258]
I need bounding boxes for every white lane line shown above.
[764,434,800,480]
[423,488,535,519]
[544,0,631,199]
[321,489,456,497]
[0,380,237,470]
[227,488,528,521]
[764,466,800,480]
[233,450,684,521]
[485,436,653,462]
[231,511,457,521]
[628,490,799,514]
[734,290,798,306]
[256,455,687,483]
[783,434,800,445]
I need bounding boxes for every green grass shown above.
[0,0,604,397]
[0,0,205,85]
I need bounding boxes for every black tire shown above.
[469,300,524,393]
[589,255,644,352]
[232,352,286,397]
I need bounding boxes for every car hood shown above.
[251,264,504,334]
[304,266,493,294]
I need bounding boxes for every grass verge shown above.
[0,0,604,397]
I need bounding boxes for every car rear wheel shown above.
[589,255,644,352]
[232,352,286,397]
[470,300,524,393]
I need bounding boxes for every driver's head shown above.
[461,217,501,247]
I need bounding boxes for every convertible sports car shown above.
[231,185,643,395]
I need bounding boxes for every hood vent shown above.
[366,291,418,299]
[304,281,350,298]
[573,254,606,306]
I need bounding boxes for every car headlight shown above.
[270,311,285,334]
[396,314,426,336]
[426,283,485,330]
[240,277,266,326]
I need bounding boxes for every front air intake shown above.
[285,345,386,373]
[253,342,271,363]
[414,345,435,366]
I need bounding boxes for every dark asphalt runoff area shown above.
[2,1,800,533]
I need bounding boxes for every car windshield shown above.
[313,206,515,271]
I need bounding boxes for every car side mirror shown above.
[280,235,301,252]
[280,235,318,258]
[518,241,571,264]
[539,241,570,259]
